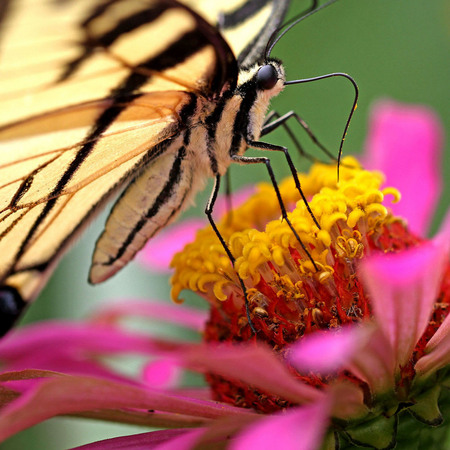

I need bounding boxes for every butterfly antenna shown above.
[336,74,358,179]
[266,0,341,59]
[265,1,317,58]
[285,73,358,180]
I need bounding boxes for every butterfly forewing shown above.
[0,0,290,332]
[0,1,228,126]
[0,0,237,300]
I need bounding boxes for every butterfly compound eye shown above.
[256,64,278,90]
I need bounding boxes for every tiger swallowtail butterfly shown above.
[0,0,354,334]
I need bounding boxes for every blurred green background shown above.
[4,0,449,448]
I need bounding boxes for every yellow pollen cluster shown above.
[170,157,400,304]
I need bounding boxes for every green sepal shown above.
[342,414,397,449]
[321,431,339,450]
[408,384,443,426]
[440,374,450,389]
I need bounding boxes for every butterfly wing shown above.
[0,91,196,301]
[0,0,290,316]
[0,0,238,303]
[181,1,290,66]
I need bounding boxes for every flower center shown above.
[170,158,449,412]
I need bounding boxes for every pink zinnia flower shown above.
[0,100,448,449]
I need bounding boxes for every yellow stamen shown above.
[170,157,401,305]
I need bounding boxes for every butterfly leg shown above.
[231,154,318,272]
[262,111,336,163]
[205,175,256,334]
[223,169,234,226]
[246,139,320,230]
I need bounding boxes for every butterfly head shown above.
[256,60,286,105]
[237,59,285,102]
[256,63,279,90]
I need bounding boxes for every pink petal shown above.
[289,325,396,394]
[0,369,61,393]
[0,322,152,358]
[5,356,140,384]
[0,320,206,388]
[0,373,249,441]
[410,212,450,376]
[142,359,182,389]
[71,429,205,450]
[329,380,367,420]
[152,428,205,450]
[363,100,443,236]
[91,299,207,331]
[181,343,322,404]
[416,310,450,377]
[360,240,447,369]
[346,326,396,393]
[231,400,330,450]
[172,387,212,401]
[137,219,205,272]
[0,322,191,369]
[289,326,370,373]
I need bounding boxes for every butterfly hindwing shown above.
[90,125,197,283]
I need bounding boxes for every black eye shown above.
[256,64,278,90]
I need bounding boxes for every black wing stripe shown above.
[62,1,237,95]
[0,0,11,37]
[87,7,166,47]
[15,136,192,276]
[9,103,128,274]
[61,3,168,81]
[115,29,209,96]
[221,0,272,29]
[10,136,177,277]
[234,0,290,66]
[204,93,232,175]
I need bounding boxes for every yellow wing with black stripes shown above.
[0,0,290,333]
